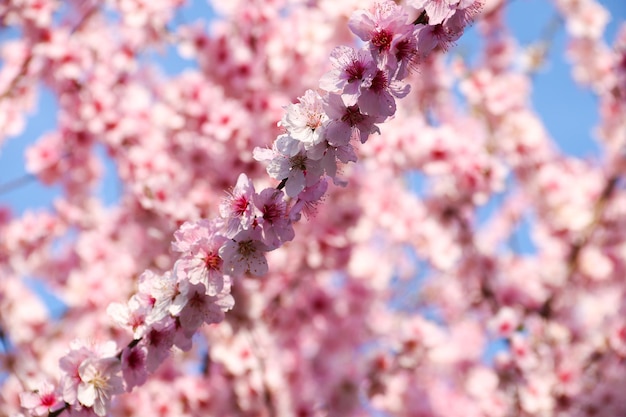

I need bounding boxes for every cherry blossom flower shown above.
[120,345,149,392]
[358,68,410,118]
[142,271,178,325]
[408,0,456,25]
[279,89,328,149]
[560,0,610,40]
[219,229,271,277]
[390,29,420,80]
[0,1,550,416]
[319,46,377,105]
[174,221,228,296]
[77,357,124,416]
[219,173,256,238]
[253,145,324,197]
[414,20,457,56]
[289,178,329,221]
[443,1,484,42]
[59,341,124,416]
[173,281,235,337]
[19,381,62,416]
[488,307,520,338]
[107,295,150,339]
[348,1,414,67]
[252,188,295,249]
[324,92,382,146]
[59,341,96,406]
[25,132,66,185]
[172,219,218,253]
[308,140,358,186]
[143,318,177,372]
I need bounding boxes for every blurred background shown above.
[1,0,624,214]
[0,0,624,317]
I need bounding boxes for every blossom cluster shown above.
[4,0,624,416]
[9,1,485,416]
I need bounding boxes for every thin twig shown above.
[0,54,32,103]
[0,173,38,196]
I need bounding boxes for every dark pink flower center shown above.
[370,70,389,92]
[371,29,393,53]
[341,105,366,126]
[148,329,166,348]
[238,240,257,257]
[41,393,57,407]
[204,251,222,270]
[129,313,145,330]
[263,203,281,223]
[126,348,144,369]
[394,38,415,62]
[188,291,205,310]
[290,154,308,171]
[233,195,249,216]
[346,60,366,82]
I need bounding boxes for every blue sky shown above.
[0,0,624,214]
[502,0,625,157]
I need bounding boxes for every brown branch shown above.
[48,403,70,417]
[0,54,33,103]
[539,173,620,319]
[566,174,618,271]
[0,152,70,196]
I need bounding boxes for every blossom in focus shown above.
[76,356,124,416]
[219,228,271,277]
[279,89,329,149]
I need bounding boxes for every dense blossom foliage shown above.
[1,0,625,416]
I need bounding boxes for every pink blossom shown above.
[579,245,613,280]
[141,271,178,325]
[560,0,610,40]
[59,341,96,406]
[76,357,124,416]
[25,132,66,185]
[175,242,225,294]
[389,28,420,80]
[120,345,149,392]
[358,68,410,118]
[107,295,150,339]
[519,378,555,415]
[252,188,295,249]
[443,1,484,41]
[172,219,218,253]
[289,178,329,221]
[253,145,324,198]
[19,381,62,416]
[414,21,456,56]
[348,1,414,67]
[408,0,456,25]
[488,307,520,338]
[174,220,228,296]
[324,92,382,146]
[174,281,235,337]
[309,141,358,186]
[58,341,123,416]
[609,322,626,356]
[3,1,606,416]
[319,46,377,105]
[279,89,328,149]
[219,229,271,277]
[219,173,256,238]
[143,318,177,372]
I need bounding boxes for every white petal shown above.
[77,382,96,407]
